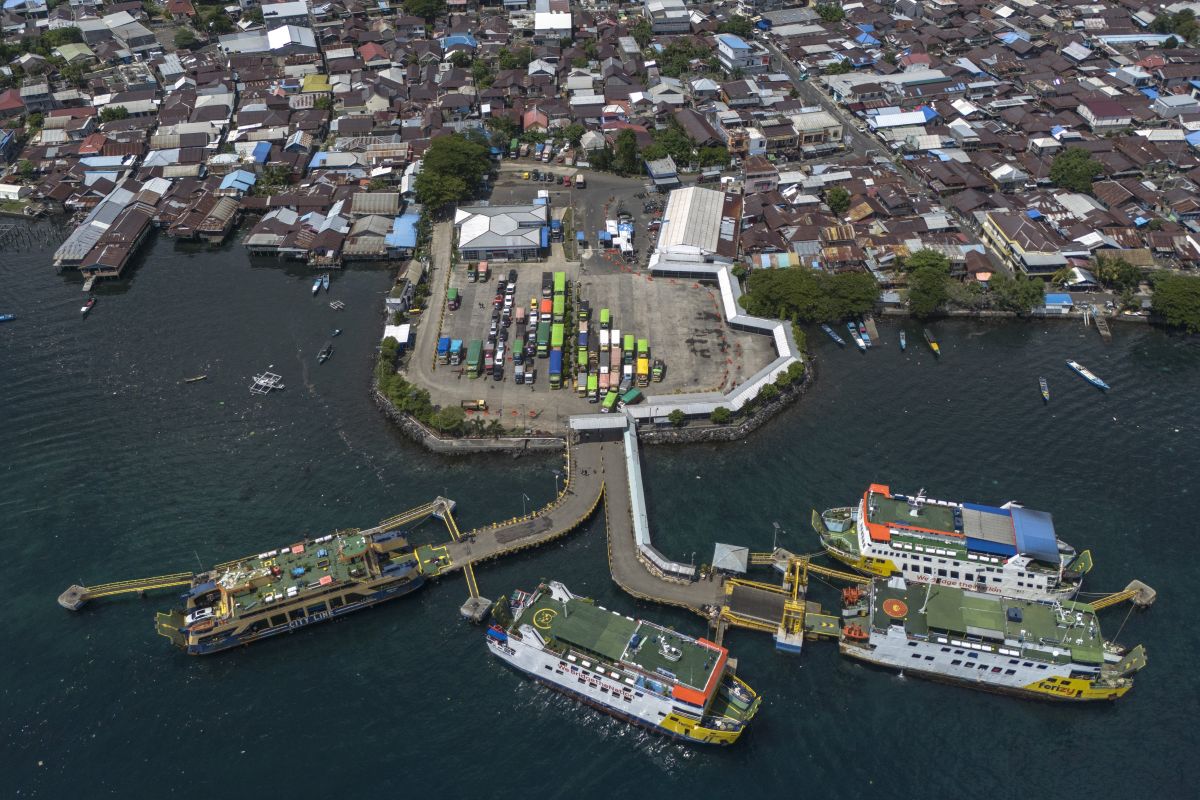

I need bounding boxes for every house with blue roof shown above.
[218,170,257,196]
[716,34,772,75]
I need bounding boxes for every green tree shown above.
[631,18,652,49]
[16,159,35,181]
[758,384,780,403]
[431,406,466,434]
[710,407,733,424]
[740,268,878,322]
[203,10,233,34]
[42,26,81,48]
[421,132,492,195]
[697,146,728,167]
[668,409,686,428]
[471,60,493,88]
[658,38,710,78]
[174,26,196,49]
[313,95,334,110]
[591,144,613,172]
[405,0,446,21]
[1049,147,1102,193]
[826,186,851,215]
[485,114,518,142]
[245,8,264,24]
[497,46,534,71]
[908,264,951,317]
[99,106,129,123]
[824,61,851,75]
[901,248,951,273]
[1095,256,1143,292]
[561,123,585,146]
[414,171,468,213]
[1150,273,1200,331]
[448,51,471,68]
[816,3,845,23]
[642,123,694,166]
[612,129,640,175]
[716,16,754,38]
[987,272,1045,313]
[24,112,43,131]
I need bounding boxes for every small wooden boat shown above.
[899,330,906,351]
[820,323,846,346]
[330,328,342,337]
[81,297,95,316]
[858,320,872,348]
[1067,360,1109,391]
[845,321,866,352]
[184,375,208,384]
[0,313,15,323]
[1039,376,1049,403]
[312,278,322,295]
[923,328,940,357]
[322,274,330,292]
[317,343,333,364]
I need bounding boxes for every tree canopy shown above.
[1094,256,1143,292]
[99,106,129,123]
[174,27,197,49]
[612,129,641,175]
[1150,272,1200,332]
[816,3,846,23]
[1050,147,1102,193]
[630,18,652,49]
[902,248,951,273]
[414,133,492,213]
[404,0,445,21]
[716,16,754,38]
[497,46,534,71]
[641,123,693,166]
[987,272,1045,313]
[740,268,879,322]
[908,264,950,317]
[658,38,715,78]
[826,186,850,215]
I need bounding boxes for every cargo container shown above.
[437,336,451,363]
[577,328,587,349]
[552,295,565,322]
[617,388,643,410]
[551,323,565,350]
[599,308,611,329]
[579,319,588,336]
[450,339,463,365]
[447,287,460,310]
[587,373,599,401]
[576,346,587,366]
[601,389,619,413]
[549,350,563,388]
[552,271,566,295]
[610,328,620,353]
[599,329,609,351]
[636,357,650,387]
[599,371,610,394]
[536,321,551,356]
[466,340,482,376]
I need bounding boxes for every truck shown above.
[578,301,590,322]
[514,306,526,326]
[610,344,621,372]
[552,271,566,295]
[466,340,482,377]
[539,297,552,316]
[623,334,635,363]
[599,329,610,351]
[599,369,610,395]
[652,358,665,382]
[461,399,488,411]
[484,343,495,373]
[549,350,563,389]
[576,371,588,396]
[550,219,563,241]
[536,321,551,357]
[577,345,587,367]
[577,328,587,349]
[636,357,650,387]
[610,328,620,355]
[599,308,611,329]
[466,263,477,282]
[574,173,585,189]
[447,287,460,310]
[623,364,634,385]
[552,295,565,323]
[450,339,463,366]
[551,323,565,350]
[617,388,643,411]
[437,336,451,364]
[601,389,619,413]
[535,143,545,159]
[519,142,530,157]
[477,261,490,282]
[587,372,599,402]
[541,272,553,298]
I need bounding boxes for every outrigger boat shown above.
[311,277,322,296]
[184,375,208,384]
[322,274,330,292]
[846,321,866,352]
[317,343,333,364]
[858,320,872,348]
[1067,360,1109,391]
[898,330,906,351]
[1039,376,1050,402]
[923,328,940,357]
[820,323,846,346]
[81,297,95,316]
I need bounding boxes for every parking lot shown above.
[408,164,776,432]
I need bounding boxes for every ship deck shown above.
[213,534,382,610]
[515,591,720,693]
[869,495,957,535]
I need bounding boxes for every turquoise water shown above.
[2,230,1196,797]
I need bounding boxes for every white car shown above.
[503,294,514,309]
[185,607,216,626]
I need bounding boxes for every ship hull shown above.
[183,575,425,655]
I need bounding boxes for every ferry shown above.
[845,322,866,352]
[1039,376,1050,403]
[820,323,846,346]
[487,581,761,745]
[813,484,1091,603]
[1067,360,1109,391]
[899,330,906,351]
[81,297,95,316]
[155,528,425,655]
[839,578,1146,701]
[923,328,939,356]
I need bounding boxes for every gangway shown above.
[434,500,487,620]
[1087,580,1156,611]
[59,572,194,611]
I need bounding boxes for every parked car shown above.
[489,319,499,337]
[508,269,517,283]
[493,293,503,308]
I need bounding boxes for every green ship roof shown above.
[513,589,723,693]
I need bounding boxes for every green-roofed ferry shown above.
[839,578,1146,701]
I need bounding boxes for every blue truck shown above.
[550,219,563,241]
[437,336,451,364]
[549,350,563,389]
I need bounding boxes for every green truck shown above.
[466,339,483,377]
[550,323,564,350]
[598,308,611,329]
[601,389,620,413]
[552,295,565,323]
[536,321,551,357]
[618,388,642,410]
[553,271,566,295]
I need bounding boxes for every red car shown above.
[493,294,503,308]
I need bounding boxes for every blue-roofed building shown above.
[716,33,772,75]
[1043,293,1073,314]
[0,128,17,164]
[386,212,420,257]
[252,141,271,164]
[441,34,478,52]
[219,169,258,195]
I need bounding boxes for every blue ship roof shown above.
[966,537,1016,557]
[1010,506,1059,563]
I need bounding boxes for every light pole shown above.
[552,469,562,497]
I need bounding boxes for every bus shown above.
[552,271,566,295]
